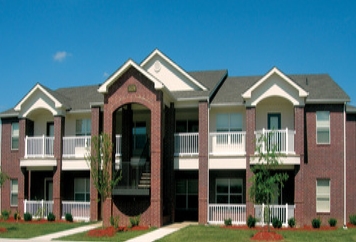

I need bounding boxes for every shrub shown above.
[312,218,321,228]
[247,215,256,228]
[224,218,232,226]
[288,217,296,228]
[47,212,55,222]
[110,215,120,229]
[65,213,73,222]
[328,218,337,227]
[24,212,32,221]
[272,217,282,229]
[14,212,21,220]
[129,215,140,227]
[1,210,11,220]
[350,214,356,225]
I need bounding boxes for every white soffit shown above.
[140,49,207,92]
[98,59,164,93]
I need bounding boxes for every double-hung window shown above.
[11,122,19,150]
[216,178,243,204]
[10,179,18,206]
[316,111,330,144]
[316,179,330,213]
[216,113,242,144]
[76,119,91,136]
[74,178,90,202]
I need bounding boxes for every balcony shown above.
[24,136,54,158]
[63,136,91,158]
[174,133,199,156]
[210,132,246,155]
[254,128,295,155]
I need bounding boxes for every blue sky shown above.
[1,0,356,112]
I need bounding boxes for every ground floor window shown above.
[10,179,18,206]
[316,179,330,213]
[74,178,90,202]
[216,178,243,204]
[176,179,198,210]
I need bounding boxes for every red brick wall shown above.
[90,107,100,221]
[245,107,255,217]
[346,113,356,222]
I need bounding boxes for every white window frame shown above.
[316,179,330,213]
[76,119,91,136]
[316,111,330,144]
[215,178,243,204]
[10,179,18,206]
[74,178,90,202]
[11,122,19,150]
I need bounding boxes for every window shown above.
[76,119,91,136]
[316,111,330,144]
[216,113,242,132]
[216,178,243,204]
[11,122,19,150]
[316,179,330,213]
[10,179,18,206]
[132,122,147,150]
[176,179,198,210]
[176,120,198,133]
[74,178,90,202]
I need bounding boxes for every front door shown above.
[268,113,281,130]
[267,113,281,151]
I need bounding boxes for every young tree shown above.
[249,131,289,231]
[0,167,9,187]
[85,133,121,224]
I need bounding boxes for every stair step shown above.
[138,184,151,189]
[140,180,151,184]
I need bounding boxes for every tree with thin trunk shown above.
[249,130,289,231]
[0,167,8,187]
[85,133,121,225]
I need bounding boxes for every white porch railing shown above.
[208,204,246,225]
[23,199,54,218]
[116,134,122,156]
[62,201,90,221]
[63,136,91,158]
[254,128,295,154]
[254,203,295,227]
[25,136,55,158]
[174,133,199,155]
[210,132,246,155]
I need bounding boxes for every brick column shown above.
[245,107,256,218]
[294,106,304,226]
[198,101,208,224]
[18,118,27,216]
[53,116,64,220]
[90,106,101,221]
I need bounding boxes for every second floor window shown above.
[76,119,91,136]
[176,120,198,133]
[316,111,330,144]
[216,113,242,132]
[11,122,19,150]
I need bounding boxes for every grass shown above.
[56,227,156,241]
[155,225,356,242]
[0,221,92,239]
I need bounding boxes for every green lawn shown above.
[0,221,92,239]
[57,227,156,241]
[155,225,356,242]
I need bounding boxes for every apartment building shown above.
[1,49,355,227]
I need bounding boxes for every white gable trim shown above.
[242,67,308,100]
[14,83,64,112]
[98,59,164,94]
[140,49,207,91]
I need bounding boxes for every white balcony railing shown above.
[63,136,91,158]
[208,204,246,225]
[24,199,54,218]
[25,136,55,158]
[254,203,295,227]
[210,132,246,155]
[116,134,122,156]
[174,133,199,155]
[62,201,90,221]
[254,128,295,154]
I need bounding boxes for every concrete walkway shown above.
[0,221,192,242]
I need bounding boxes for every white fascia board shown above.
[140,49,207,91]
[210,102,245,107]
[14,83,64,112]
[242,67,309,99]
[98,59,164,94]
[306,99,350,104]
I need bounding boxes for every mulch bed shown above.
[0,217,70,224]
[87,225,150,237]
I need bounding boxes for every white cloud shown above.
[53,51,71,62]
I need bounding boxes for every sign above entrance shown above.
[128,84,137,93]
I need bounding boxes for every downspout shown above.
[343,102,347,229]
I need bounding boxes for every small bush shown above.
[1,210,11,220]
[110,215,120,229]
[328,218,337,227]
[47,212,55,222]
[65,213,73,222]
[24,212,32,221]
[350,214,356,225]
[224,218,232,226]
[312,218,321,228]
[272,217,282,229]
[129,215,141,227]
[14,212,21,220]
[247,215,256,228]
[288,217,296,228]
